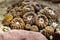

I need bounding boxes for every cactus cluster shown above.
[1,0,60,40]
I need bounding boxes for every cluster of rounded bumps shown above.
[2,0,60,40]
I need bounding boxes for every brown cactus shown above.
[35,14,48,29]
[23,12,36,25]
[44,7,58,19]
[10,17,25,29]
[42,26,54,37]
[22,5,35,13]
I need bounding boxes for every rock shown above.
[0,30,48,40]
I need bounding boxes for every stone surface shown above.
[0,30,48,40]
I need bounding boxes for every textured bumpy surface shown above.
[0,30,48,40]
